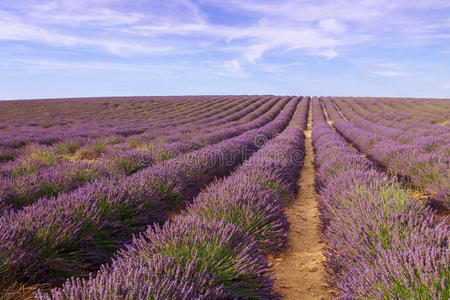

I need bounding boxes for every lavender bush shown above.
[0,97,300,291]
[312,97,449,298]
[38,97,310,299]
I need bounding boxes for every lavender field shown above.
[0,96,448,299]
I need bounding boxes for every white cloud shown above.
[0,14,172,56]
[243,44,271,63]
[224,59,242,73]
[311,48,338,59]
[223,59,242,73]
[0,0,351,61]
[125,20,344,61]
[0,0,450,72]
[319,19,347,34]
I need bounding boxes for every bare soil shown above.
[269,112,331,299]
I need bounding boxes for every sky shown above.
[1,0,450,100]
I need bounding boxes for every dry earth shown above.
[270,110,331,299]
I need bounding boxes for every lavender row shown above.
[0,95,265,179]
[0,96,257,168]
[3,95,264,165]
[0,96,253,163]
[144,95,261,126]
[311,98,449,298]
[0,96,195,126]
[144,96,251,130]
[0,150,152,213]
[188,96,309,253]
[1,96,228,130]
[0,97,300,292]
[326,98,449,160]
[0,97,283,213]
[150,96,260,127]
[147,96,237,125]
[1,96,258,174]
[111,96,273,150]
[322,98,449,209]
[0,96,250,150]
[336,97,450,143]
[38,97,309,299]
[375,97,450,125]
[333,98,449,166]
[0,99,262,170]
[0,97,252,182]
[335,97,448,125]
[153,96,285,157]
[67,96,268,153]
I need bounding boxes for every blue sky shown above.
[1,0,450,99]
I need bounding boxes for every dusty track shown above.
[270,108,330,299]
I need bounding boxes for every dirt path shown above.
[270,107,331,299]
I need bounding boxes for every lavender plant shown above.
[312,97,449,298]
[38,97,310,299]
[0,97,300,290]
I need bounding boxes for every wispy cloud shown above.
[2,0,449,62]
[0,13,172,56]
[319,19,347,35]
[8,58,166,73]
[224,59,242,73]
[0,0,450,98]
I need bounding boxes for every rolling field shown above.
[0,96,448,299]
